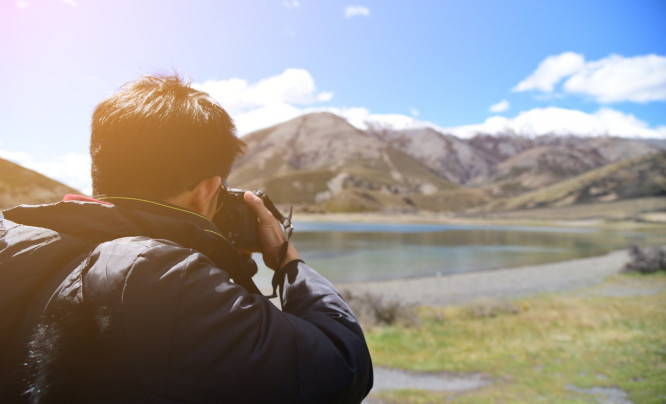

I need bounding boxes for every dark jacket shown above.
[0,197,373,403]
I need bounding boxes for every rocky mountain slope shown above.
[480,151,666,212]
[225,111,662,213]
[229,113,457,212]
[476,136,656,196]
[0,157,79,210]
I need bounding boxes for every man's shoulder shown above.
[0,218,22,242]
[87,235,223,289]
[0,218,83,262]
[83,234,232,315]
[100,234,187,250]
[92,235,216,270]
[1,216,53,237]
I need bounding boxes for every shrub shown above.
[623,244,666,274]
[340,289,418,327]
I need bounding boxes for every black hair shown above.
[90,74,245,198]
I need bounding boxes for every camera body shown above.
[213,188,264,250]
[213,188,292,252]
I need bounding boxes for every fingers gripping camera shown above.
[212,187,293,251]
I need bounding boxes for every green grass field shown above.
[365,273,666,403]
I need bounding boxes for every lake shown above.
[251,221,666,290]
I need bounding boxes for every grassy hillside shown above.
[0,158,79,210]
[480,151,666,212]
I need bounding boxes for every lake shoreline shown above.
[335,248,637,307]
[292,211,666,231]
[294,211,598,227]
[290,197,666,227]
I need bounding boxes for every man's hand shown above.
[243,191,300,271]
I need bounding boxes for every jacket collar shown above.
[2,196,226,256]
[3,195,263,295]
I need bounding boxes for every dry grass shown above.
[366,273,666,403]
[411,188,492,212]
[458,197,666,222]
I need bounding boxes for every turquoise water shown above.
[251,221,666,290]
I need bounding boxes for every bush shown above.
[340,289,418,327]
[623,244,666,274]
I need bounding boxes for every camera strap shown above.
[257,192,294,241]
[253,196,295,299]
[264,241,291,299]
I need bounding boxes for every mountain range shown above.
[228,112,666,213]
[2,111,664,215]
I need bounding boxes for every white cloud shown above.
[282,0,300,9]
[345,5,370,18]
[196,69,666,140]
[0,149,92,195]
[59,0,77,7]
[489,100,510,113]
[447,107,666,139]
[514,52,666,103]
[193,68,333,134]
[323,107,371,128]
[362,114,420,130]
[250,69,319,105]
[563,54,666,103]
[195,70,447,136]
[593,108,666,138]
[513,52,585,93]
[233,103,305,134]
[317,91,334,102]
[335,109,450,133]
[194,69,315,114]
[410,107,420,117]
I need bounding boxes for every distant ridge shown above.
[480,151,666,212]
[0,157,79,210]
[229,112,663,213]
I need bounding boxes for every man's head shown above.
[90,74,245,200]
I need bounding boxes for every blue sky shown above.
[1,0,665,194]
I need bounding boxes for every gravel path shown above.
[339,250,631,307]
[370,367,491,392]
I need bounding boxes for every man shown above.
[0,75,373,403]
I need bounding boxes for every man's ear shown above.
[190,176,222,218]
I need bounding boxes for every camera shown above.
[212,188,292,251]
